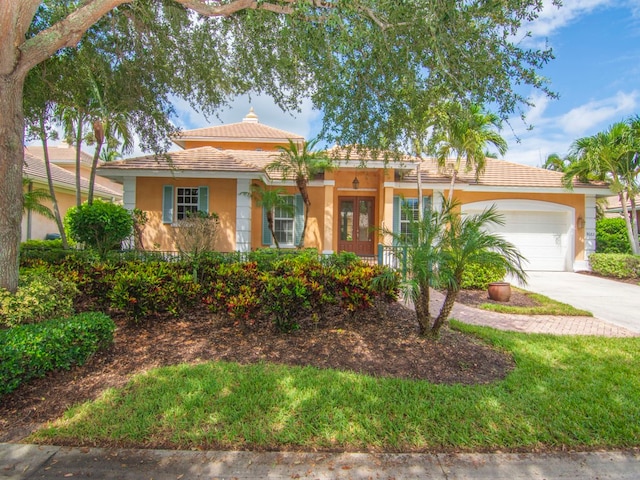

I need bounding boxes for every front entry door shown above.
[338,196,375,255]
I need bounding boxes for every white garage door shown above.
[462,201,574,272]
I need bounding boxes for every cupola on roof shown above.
[171,108,304,149]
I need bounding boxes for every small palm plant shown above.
[266,138,332,248]
[241,183,294,250]
[22,178,54,220]
[387,195,527,338]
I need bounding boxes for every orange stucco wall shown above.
[136,177,237,252]
[249,184,325,250]
[21,187,81,241]
[330,169,387,254]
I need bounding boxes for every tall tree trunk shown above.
[88,137,103,205]
[75,118,84,207]
[0,74,25,293]
[39,120,69,249]
[630,194,639,252]
[447,169,457,202]
[296,177,310,249]
[266,210,280,249]
[620,190,639,255]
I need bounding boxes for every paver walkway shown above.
[406,290,639,337]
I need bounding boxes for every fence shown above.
[377,244,408,278]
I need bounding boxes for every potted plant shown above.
[488,281,511,302]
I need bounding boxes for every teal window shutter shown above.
[294,194,304,246]
[392,195,402,246]
[262,207,272,245]
[422,195,431,213]
[198,186,209,214]
[392,196,401,235]
[162,185,174,224]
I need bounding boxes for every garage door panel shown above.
[463,204,573,271]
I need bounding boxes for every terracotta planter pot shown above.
[488,282,511,302]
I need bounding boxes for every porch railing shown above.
[377,244,408,278]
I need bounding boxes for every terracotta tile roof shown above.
[399,157,607,189]
[99,146,262,172]
[171,109,304,148]
[26,144,93,166]
[327,146,415,165]
[23,153,121,198]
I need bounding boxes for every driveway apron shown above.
[509,271,640,334]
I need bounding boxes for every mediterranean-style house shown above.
[22,150,122,241]
[98,109,612,271]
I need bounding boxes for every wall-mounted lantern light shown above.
[352,176,360,190]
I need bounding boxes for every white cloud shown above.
[524,0,612,39]
[558,91,638,135]
[171,94,321,140]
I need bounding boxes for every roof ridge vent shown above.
[242,107,259,123]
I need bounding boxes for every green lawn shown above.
[479,289,592,316]
[30,322,640,452]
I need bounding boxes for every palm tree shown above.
[84,73,133,205]
[433,103,508,201]
[266,138,332,248]
[564,120,640,254]
[22,178,54,220]
[241,183,294,250]
[431,204,527,338]
[543,153,571,172]
[387,196,526,339]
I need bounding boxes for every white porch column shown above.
[431,189,444,212]
[236,179,251,253]
[122,177,136,249]
[580,194,597,270]
[382,183,395,246]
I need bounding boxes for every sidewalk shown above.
[2,443,639,479]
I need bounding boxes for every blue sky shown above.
[163,1,640,167]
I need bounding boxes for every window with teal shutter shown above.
[393,195,431,241]
[198,186,209,214]
[262,207,272,245]
[162,185,174,224]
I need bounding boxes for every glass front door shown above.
[338,196,375,255]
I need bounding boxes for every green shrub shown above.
[262,273,314,332]
[596,218,632,254]
[55,257,120,309]
[589,253,640,278]
[460,257,507,289]
[321,251,362,270]
[108,261,201,321]
[20,239,72,265]
[0,312,115,396]
[0,270,78,328]
[65,200,133,258]
[202,262,263,327]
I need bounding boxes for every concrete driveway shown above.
[509,272,640,333]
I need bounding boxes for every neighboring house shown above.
[26,144,124,195]
[604,194,640,229]
[22,152,122,241]
[99,109,612,271]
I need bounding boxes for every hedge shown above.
[0,312,115,396]
[589,253,640,279]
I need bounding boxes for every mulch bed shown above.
[0,298,516,443]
